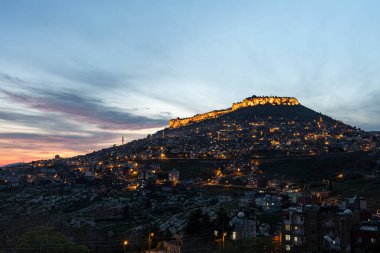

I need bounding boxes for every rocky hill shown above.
[73,95,371,165]
[169,96,300,128]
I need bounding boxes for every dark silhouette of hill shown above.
[165,104,337,132]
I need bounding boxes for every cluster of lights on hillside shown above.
[169,96,300,128]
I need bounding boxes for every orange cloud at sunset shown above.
[0,138,89,166]
[0,127,161,166]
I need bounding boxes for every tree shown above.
[185,209,203,235]
[185,209,213,236]
[201,211,212,232]
[16,227,89,253]
[183,209,214,251]
[213,208,233,239]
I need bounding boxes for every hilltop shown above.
[169,96,300,128]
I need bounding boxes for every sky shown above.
[1,0,380,166]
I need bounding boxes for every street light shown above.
[123,240,129,253]
[148,232,154,253]
[222,232,227,247]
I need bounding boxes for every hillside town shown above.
[1,99,380,252]
[1,146,380,252]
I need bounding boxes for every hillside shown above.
[70,96,371,166]
[166,104,335,132]
[169,96,300,128]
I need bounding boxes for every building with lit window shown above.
[352,220,380,253]
[168,169,179,184]
[230,211,256,240]
[282,202,363,252]
[282,205,320,252]
[255,194,282,213]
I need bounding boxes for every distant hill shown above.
[166,104,335,131]
[1,162,27,168]
[29,95,372,165]
[169,96,301,128]
[74,96,369,164]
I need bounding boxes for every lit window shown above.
[232,232,237,240]
[294,236,298,242]
[285,245,291,251]
[285,235,291,241]
[371,238,376,243]
[294,226,298,230]
[285,225,291,231]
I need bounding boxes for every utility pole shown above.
[123,240,128,253]
[148,220,154,253]
[148,224,151,253]
[145,213,154,253]
[222,231,227,247]
[123,232,128,253]
[148,223,154,253]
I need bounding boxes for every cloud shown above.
[44,61,130,89]
[0,73,26,85]
[0,109,80,133]
[0,131,114,148]
[0,72,170,164]
[0,130,147,166]
[303,89,380,131]
[0,86,168,131]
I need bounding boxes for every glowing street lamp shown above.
[123,240,129,253]
[148,232,155,253]
[222,232,227,247]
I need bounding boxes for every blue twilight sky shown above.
[1,0,380,164]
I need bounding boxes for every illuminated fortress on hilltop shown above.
[168,96,300,128]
